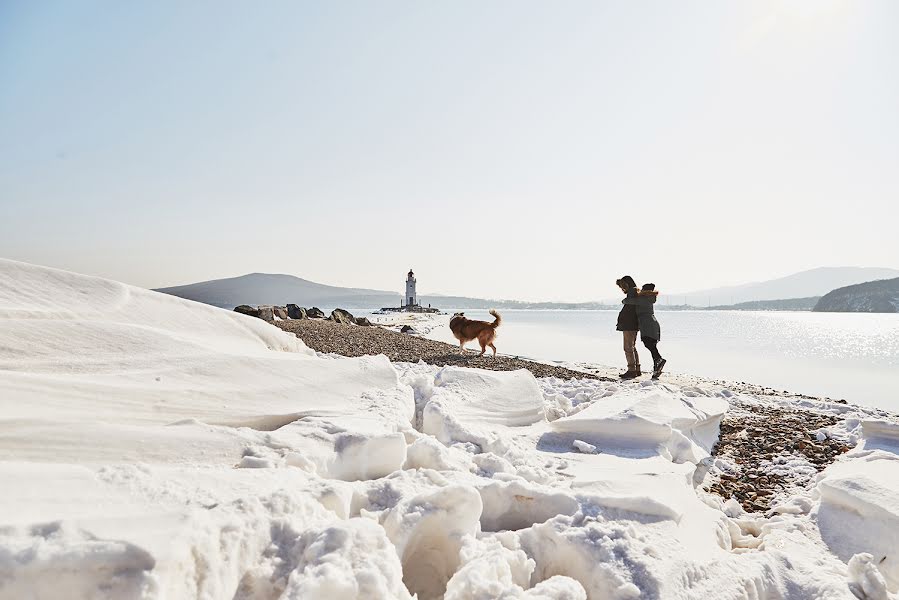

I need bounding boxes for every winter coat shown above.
[616,287,639,331]
[623,289,661,341]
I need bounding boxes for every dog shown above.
[449,309,502,356]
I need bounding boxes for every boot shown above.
[652,358,667,380]
[620,370,639,380]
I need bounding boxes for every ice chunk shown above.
[572,440,597,454]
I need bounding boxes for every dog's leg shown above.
[459,340,465,353]
[489,343,497,357]
[479,341,486,356]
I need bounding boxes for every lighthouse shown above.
[380,269,437,313]
[405,269,417,307]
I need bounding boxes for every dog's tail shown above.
[489,309,502,328]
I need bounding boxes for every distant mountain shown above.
[155,273,401,309]
[671,267,899,306]
[813,278,899,313]
[706,297,821,312]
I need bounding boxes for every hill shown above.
[671,267,899,306]
[813,277,899,313]
[155,272,402,309]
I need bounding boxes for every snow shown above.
[2,258,899,599]
[549,389,727,463]
[815,421,899,595]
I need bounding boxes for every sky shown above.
[1,1,897,302]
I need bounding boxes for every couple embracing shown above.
[615,275,666,380]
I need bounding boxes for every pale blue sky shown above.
[2,1,897,301]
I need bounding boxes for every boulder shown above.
[331,308,356,325]
[355,317,373,326]
[307,307,326,319]
[400,325,417,334]
[287,304,307,319]
[273,306,289,319]
[234,305,260,318]
[257,306,275,322]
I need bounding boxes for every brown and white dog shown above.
[449,309,502,356]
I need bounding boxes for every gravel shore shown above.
[706,399,850,512]
[276,318,612,381]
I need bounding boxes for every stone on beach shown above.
[306,307,326,319]
[330,308,357,324]
[233,304,260,318]
[287,304,307,319]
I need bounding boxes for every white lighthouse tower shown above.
[405,269,417,307]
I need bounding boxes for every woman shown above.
[623,282,667,379]
[615,276,641,379]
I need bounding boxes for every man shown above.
[615,276,640,379]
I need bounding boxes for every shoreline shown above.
[277,317,897,513]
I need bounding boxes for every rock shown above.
[307,307,325,319]
[355,317,373,326]
[257,306,275,322]
[286,304,307,319]
[330,308,356,325]
[234,305,260,318]
[400,325,418,334]
[273,306,289,319]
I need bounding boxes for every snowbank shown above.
[549,388,727,463]
[816,421,899,594]
[422,366,545,455]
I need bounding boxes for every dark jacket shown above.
[616,288,639,331]
[623,289,661,341]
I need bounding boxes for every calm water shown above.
[419,310,899,412]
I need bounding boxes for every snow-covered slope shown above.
[2,259,899,600]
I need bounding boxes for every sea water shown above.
[418,309,899,412]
